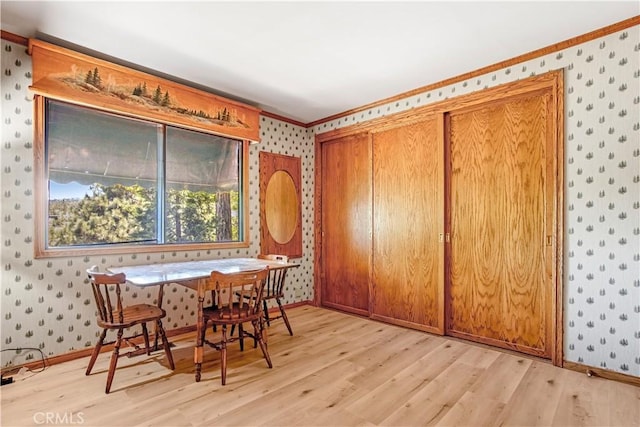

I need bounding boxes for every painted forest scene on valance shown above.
[28,39,260,141]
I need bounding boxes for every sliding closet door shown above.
[371,117,444,333]
[321,133,371,316]
[447,90,556,358]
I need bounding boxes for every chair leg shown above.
[142,323,151,355]
[221,325,228,385]
[105,328,123,394]
[254,320,272,369]
[253,322,258,349]
[277,298,294,336]
[157,319,175,370]
[86,329,107,375]
[195,318,207,382]
[261,317,268,344]
[263,299,270,327]
[238,323,244,351]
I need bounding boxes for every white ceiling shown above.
[1,1,638,124]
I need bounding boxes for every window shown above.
[37,99,248,257]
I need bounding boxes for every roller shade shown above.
[47,100,240,192]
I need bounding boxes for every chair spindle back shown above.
[87,266,127,325]
[201,268,269,320]
[257,254,289,298]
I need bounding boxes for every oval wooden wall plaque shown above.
[265,170,299,244]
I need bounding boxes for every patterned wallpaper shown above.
[0,40,315,368]
[1,23,639,379]
[312,26,640,378]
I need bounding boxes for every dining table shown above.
[107,257,300,351]
[108,257,299,288]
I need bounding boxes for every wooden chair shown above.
[195,267,272,384]
[257,254,294,335]
[85,266,175,393]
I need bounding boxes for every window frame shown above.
[34,95,251,258]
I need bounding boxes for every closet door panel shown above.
[447,93,552,357]
[372,117,444,333]
[321,133,371,315]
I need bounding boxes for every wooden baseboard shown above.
[370,313,443,335]
[563,361,640,387]
[0,325,197,376]
[1,300,313,376]
[321,301,369,317]
[268,300,309,313]
[9,301,637,390]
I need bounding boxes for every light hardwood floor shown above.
[1,306,638,426]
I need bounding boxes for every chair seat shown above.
[97,304,166,328]
[202,303,258,323]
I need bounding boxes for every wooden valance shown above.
[28,39,261,142]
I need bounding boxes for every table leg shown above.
[153,284,165,350]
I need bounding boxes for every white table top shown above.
[108,257,299,287]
